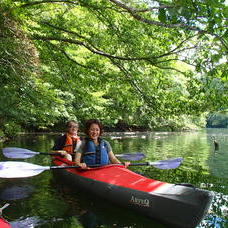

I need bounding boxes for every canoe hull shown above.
[0,217,11,228]
[52,157,213,228]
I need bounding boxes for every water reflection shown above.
[0,129,227,227]
[0,184,34,201]
[51,179,165,228]
[10,216,64,228]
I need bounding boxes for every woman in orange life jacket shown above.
[75,119,130,169]
[52,120,81,161]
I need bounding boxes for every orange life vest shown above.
[63,133,80,154]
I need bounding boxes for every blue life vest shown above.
[82,138,109,165]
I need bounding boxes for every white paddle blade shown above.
[2,147,38,159]
[0,161,50,178]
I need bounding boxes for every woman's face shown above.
[67,123,78,135]
[88,123,100,141]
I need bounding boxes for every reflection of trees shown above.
[144,166,228,194]
[109,131,212,170]
[199,193,228,228]
[2,132,227,227]
[211,193,228,219]
[207,112,228,128]
[206,129,228,180]
[207,150,228,179]
[52,178,165,228]
[144,167,228,227]
[109,130,228,190]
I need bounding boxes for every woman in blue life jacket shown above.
[75,119,130,169]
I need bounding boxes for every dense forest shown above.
[0,0,227,138]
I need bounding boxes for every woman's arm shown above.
[109,151,121,164]
[75,152,88,169]
[74,140,88,169]
[105,140,130,166]
[105,140,120,164]
[109,151,130,167]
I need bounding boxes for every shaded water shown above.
[0,129,227,227]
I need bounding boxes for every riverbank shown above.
[0,126,200,143]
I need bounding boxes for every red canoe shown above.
[0,217,11,228]
[52,157,213,228]
[0,203,11,228]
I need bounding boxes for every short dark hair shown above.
[66,120,79,129]
[84,119,103,136]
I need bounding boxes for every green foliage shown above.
[0,0,228,136]
[3,121,22,137]
[0,130,4,139]
[158,8,167,23]
[0,4,77,136]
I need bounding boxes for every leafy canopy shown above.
[0,0,227,134]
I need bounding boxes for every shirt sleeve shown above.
[104,140,112,153]
[76,140,86,154]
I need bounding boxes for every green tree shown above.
[1,0,228,136]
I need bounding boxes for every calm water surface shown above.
[0,128,227,227]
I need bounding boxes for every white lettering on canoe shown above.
[130,196,150,207]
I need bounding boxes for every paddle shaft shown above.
[38,152,145,161]
[50,162,161,169]
[3,147,145,161]
[38,152,144,161]
[0,158,182,178]
[39,152,61,156]
[129,162,149,166]
[50,164,102,169]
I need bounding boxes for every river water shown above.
[0,129,227,227]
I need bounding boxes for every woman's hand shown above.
[54,150,72,161]
[77,162,88,169]
[56,150,68,156]
[123,162,130,168]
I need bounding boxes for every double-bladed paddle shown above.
[0,158,183,178]
[2,147,145,161]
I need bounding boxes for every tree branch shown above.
[34,33,197,72]
[47,42,104,74]
[110,59,158,111]
[40,21,87,40]
[21,0,79,8]
[33,35,158,61]
[108,0,228,52]
[108,0,202,32]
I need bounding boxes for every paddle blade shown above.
[0,161,49,178]
[0,185,34,200]
[150,158,183,169]
[2,147,38,159]
[116,153,145,161]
